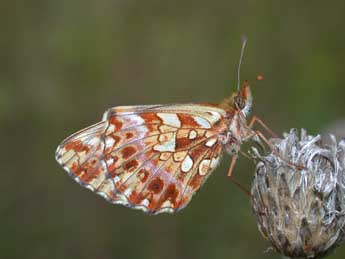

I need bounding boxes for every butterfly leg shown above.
[227,154,238,177]
[254,130,306,170]
[227,154,252,197]
[245,116,304,169]
[242,127,305,170]
[229,175,252,197]
[248,115,278,138]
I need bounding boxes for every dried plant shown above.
[251,129,345,258]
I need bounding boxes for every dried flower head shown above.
[251,129,345,258]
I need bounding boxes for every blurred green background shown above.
[2,1,345,259]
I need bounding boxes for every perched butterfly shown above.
[55,39,270,214]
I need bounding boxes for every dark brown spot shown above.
[84,167,103,182]
[140,113,161,123]
[107,155,119,173]
[65,140,90,153]
[114,181,125,192]
[113,135,121,144]
[108,164,117,176]
[110,117,123,130]
[128,190,138,200]
[148,178,164,194]
[175,137,192,149]
[189,174,202,190]
[138,169,150,182]
[151,158,159,166]
[177,114,199,127]
[132,190,151,205]
[80,170,90,181]
[165,165,173,173]
[105,136,121,154]
[121,146,136,159]
[125,132,134,139]
[163,184,179,204]
[124,159,139,172]
[190,144,207,158]
[64,140,80,151]
[214,119,222,128]
[147,124,159,132]
[177,172,187,181]
[105,147,112,154]
[90,158,98,165]
[74,167,85,177]
[179,195,191,209]
[71,162,79,171]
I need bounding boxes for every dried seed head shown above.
[251,129,345,258]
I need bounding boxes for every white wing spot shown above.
[113,176,121,183]
[131,114,145,125]
[210,156,220,169]
[106,137,115,147]
[208,111,222,123]
[181,155,193,173]
[114,194,128,204]
[205,138,217,147]
[153,136,176,152]
[199,159,211,175]
[161,200,172,208]
[106,157,114,166]
[205,131,213,138]
[194,116,211,129]
[188,130,197,140]
[106,124,115,134]
[141,199,150,207]
[124,188,132,197]
[157,113,181,128]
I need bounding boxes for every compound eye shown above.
[234,96,245,109]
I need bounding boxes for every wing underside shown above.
[56,104,227,214]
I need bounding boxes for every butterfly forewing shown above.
[56,104,228,214]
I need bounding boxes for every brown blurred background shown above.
[2,1,345,259]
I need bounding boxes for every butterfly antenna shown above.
[237,36,247,91]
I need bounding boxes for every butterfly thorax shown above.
[219,110,249,155]
[219,83,253,155]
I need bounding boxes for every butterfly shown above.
[55,40,270,214]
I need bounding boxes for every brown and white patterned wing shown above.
[55,121,107,186]
[56,104,228,214]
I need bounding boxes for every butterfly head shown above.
[219,81,252,116]
[233,80,252,116]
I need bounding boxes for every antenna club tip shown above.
[256,74,264,81]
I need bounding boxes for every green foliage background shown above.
[2,1,345,258]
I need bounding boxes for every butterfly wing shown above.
[56,104,228,214]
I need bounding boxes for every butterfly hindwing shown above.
[56,104,228,214]
[55,121,107,185]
